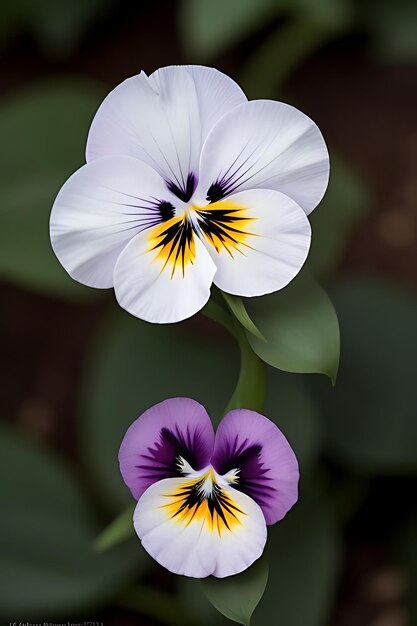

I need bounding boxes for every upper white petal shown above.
[182,65,247,141]
[86,65,247,189]
[113,221,216,323]
[198,99,329,215]
[50,156,178,289]
[195,188,311,297]
[134,475,267,578]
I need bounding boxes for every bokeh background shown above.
[1,1,416,625]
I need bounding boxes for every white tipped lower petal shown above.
[198,100,329,215]
[134,475,267,578]
[113,218,216,323]
[50,156,178,288]
[86,66,246,193]
[195,188,311,297]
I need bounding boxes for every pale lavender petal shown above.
[212,409,299,524]
[119,398,214,500]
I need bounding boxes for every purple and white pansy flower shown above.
[50,65,329,324]
[119,398,299,578]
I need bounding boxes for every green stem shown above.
[202,298,265,414]
[226,319,265,413]
[93,503,135,552]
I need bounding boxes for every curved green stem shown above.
[226,319,265,413]
[202,297,265,414]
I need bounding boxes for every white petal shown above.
[113,218,216,323]
[50,156,178,288]
[183,65,247,141]
[86,66,246,194]
[134,476,267,578]
[194,189,311,297]
[198,100,329,215]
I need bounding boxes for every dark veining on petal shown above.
[214,437,276,508]
[135,425,206,481]
[166,172,197,202]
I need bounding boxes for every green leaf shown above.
[201,556,269,626]
[245,273,340,383]
[312,278,417,473]
[180,489,341,626]
[94,503,135,552]
[179,0,279,59]
[0,79,105,299]
[0,423,142,620]
[222,292,265,341]
[308,156,369,277]
[80,310,239,512]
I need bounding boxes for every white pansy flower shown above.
[50,65,329,323]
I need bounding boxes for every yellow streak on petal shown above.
[194,200,257,257]
[147,215,196,278]
[160,472,246,536]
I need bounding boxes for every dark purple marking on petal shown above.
[136,425,207,481]
[213,436,277,511]
[119,398,214,501]
[166,172,197,203]
[212,409,299,525]
[206,181,226,203]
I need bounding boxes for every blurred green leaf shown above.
[239,19,334,99]
[94,503,135,552]
[0,4,24,47]
[179,0,350,61]
[179,0,279,60]
[80,310,239,512]
[265,369,323,470]
[245,273,340,383]
[308,156,369,277]
[201,556,268,626]
[0,423,141,620]
[313,278,417,473]
[27,0,114,58]
[0,79,105,299]
[362,0,417,63]
[292,0,351,29]
[0,0,114,57]
[119,584,194,626]
[252,491,341,626]
[181,490,341,626]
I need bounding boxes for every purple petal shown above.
[212,409,299,524]
[119,398,215,500]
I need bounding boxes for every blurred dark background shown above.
[1,1,416,625]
